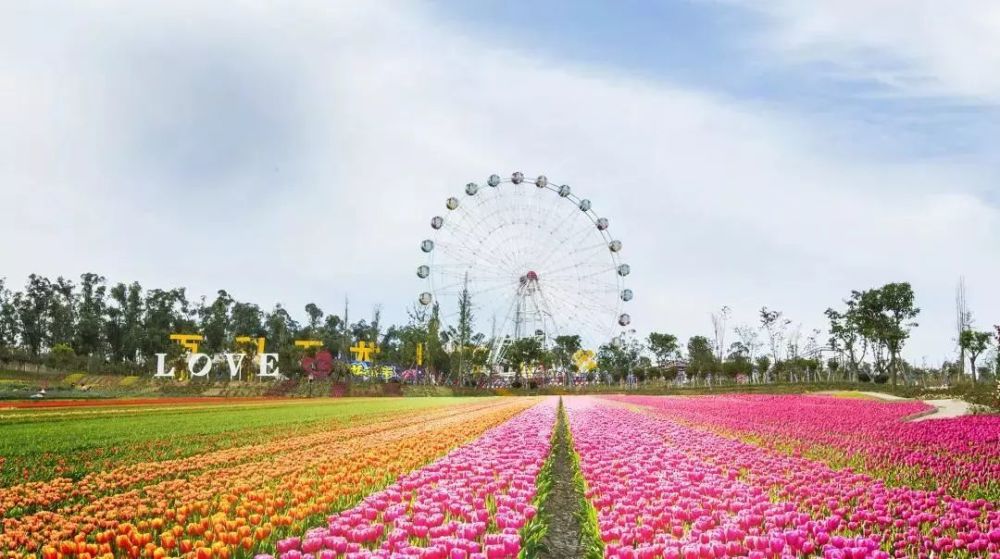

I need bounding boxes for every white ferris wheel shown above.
[417,172,632,366]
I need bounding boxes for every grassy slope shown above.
[0,397,476,485]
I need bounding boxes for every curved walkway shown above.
[856,391,972,421]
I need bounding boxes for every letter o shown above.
[188,353,212,377]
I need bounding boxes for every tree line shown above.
[0,274,996,387]
[0,273,581,385]
[0,273,421,378]
[595,282,998,387]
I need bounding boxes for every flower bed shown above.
[567,397,999,558]
[615,394,1000,499]
[6,400,530,559]
[265,400,557,559]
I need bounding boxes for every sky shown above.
[1,0,998,364]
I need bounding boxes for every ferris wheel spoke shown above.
[434,275,515,297]
[433,256,517,282]
[535,225,601,274]
[434,241,518,276]
[556,265,617,281]
[541,284,618,317]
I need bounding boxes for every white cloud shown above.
[0,1,997,361]
[736,0,1000,102]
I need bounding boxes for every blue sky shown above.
[1,0,998,363]
[435,0,1000,163]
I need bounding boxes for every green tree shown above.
[14,275,54,356]
[825,301,867,381]
[265,304,299,350]
[231,301,265,338]
[320,314,344,358]
[110,282,145,362]
[853,283,920,386]
[754,355,771,380]
[597,338,642,383]
[958,329,992,384]
[0,279,19,349]
[686,335,715,384]
[426,303,445,381]
[304,303,324,338]
[200,290,234,354]
[75,273,107,358]
[504,337,543,384]
[47,277,76,348]
[447,276,474,384]
[596,343,623,382]
[142,287,196,360]
[647,332,680,368]
[552,334,582,385]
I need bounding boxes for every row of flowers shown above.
[614,394,1000,499]
[11,400,531,559]
[567,397,999,558]
[263,400,558,559]
[1,406,456,517]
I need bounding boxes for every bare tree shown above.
[710,306,731,366]
[759,307,790,381]
[734,324,762,382]
[955,277,972,375]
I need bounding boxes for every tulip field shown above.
[1,395,998,559]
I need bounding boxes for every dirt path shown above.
[539,409,586,559]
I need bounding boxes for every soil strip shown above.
[538,404,587,559]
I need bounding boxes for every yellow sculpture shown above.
[169,334,203,354]
[234,336,266,354]
[350,340,378,362]
[294,340,324,350]
[415,343,424,366]
[573,349,597,373]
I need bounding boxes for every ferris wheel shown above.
[417,172,632,366]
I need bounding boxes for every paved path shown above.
[857,391,972,420]
[910,399,972,421]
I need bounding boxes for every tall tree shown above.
[425,303,443,379]
[733,325,762,369]
[304,303,324,337]
[825,301,867,381]
[454,276,474,383]
[47,277,76,348]
[759,307,789,380]
[552,334,582,384]
[265,304,298,350]
[872,283,920,386]
[231,301,265,338]
[958,329,991,384]
[14,275,54,356]
[647,332,679,368]
[0,279,19,349]
[955,277,972,376]
[710,306,731,365]
[199,290,233,354]
[505,336,543,384]
[320,314,344,358]
[75,273,107,357]
[686,335,715,384]
[143,287,194,359]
